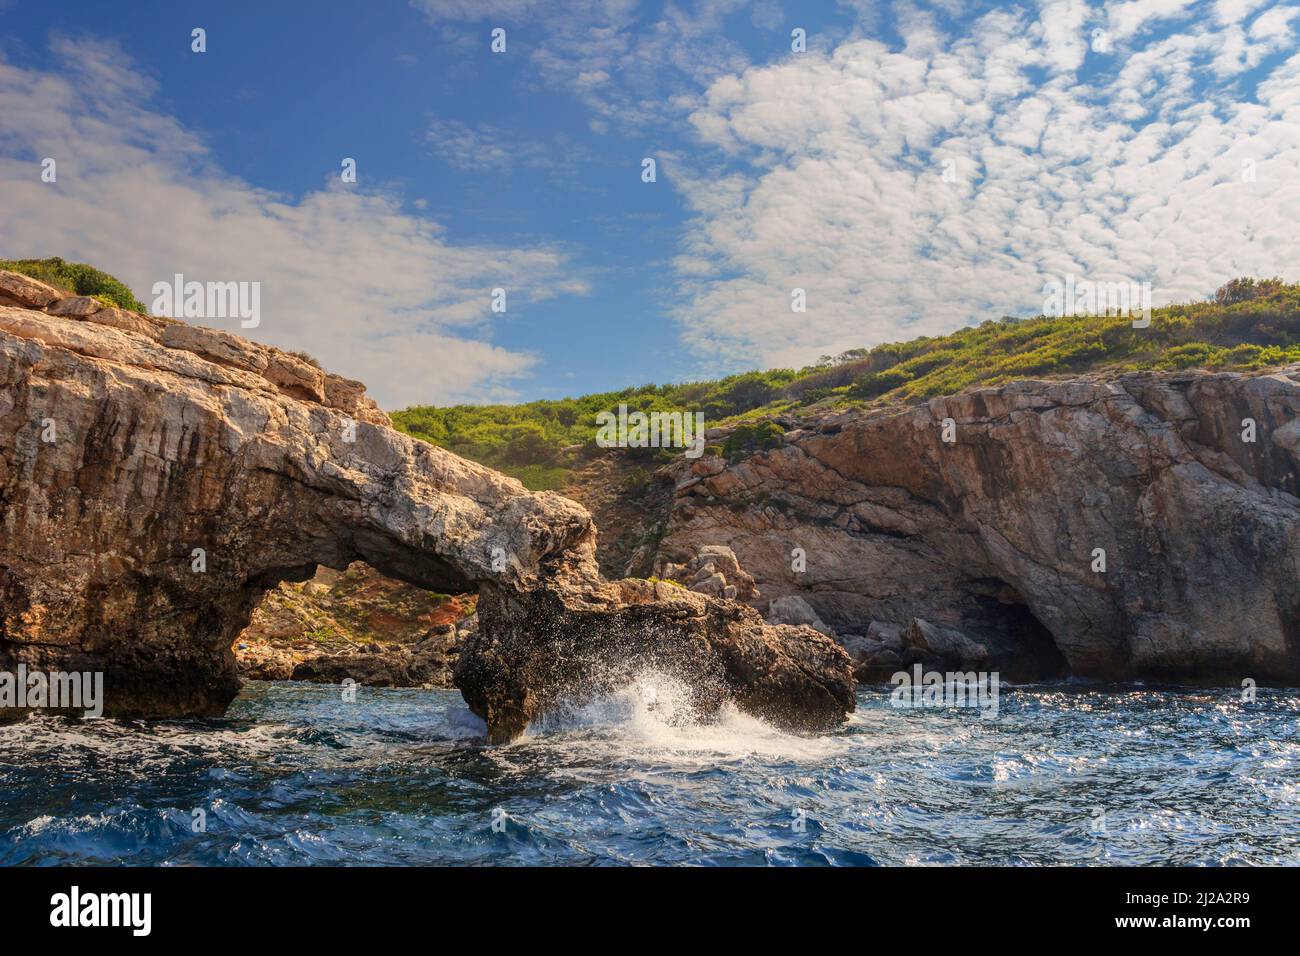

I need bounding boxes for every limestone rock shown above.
[0,271,61,308]
[0,272,854,736]
[656,367,1300,684]
[46,295,104,318]
[904,618,989,664]
[766,594,835,637]
[867,621,905,651]
[654,543,760,601]
[456,576,856,743]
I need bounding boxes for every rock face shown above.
[283,617,470,688]
[658,369,1300,684]
[766,594,835,637]
[654,544,759,601]
[237,614,472,688]
[458,577,856,743]
[0,271,854,735]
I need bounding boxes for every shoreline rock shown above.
[0,273,855,736]
[656,368,1300,685]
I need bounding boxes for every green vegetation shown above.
[391,278,1300,483]
[390,371,803,487]
[835,282,1300,401]
[504,463,572,491]
[723,421,786,461]
[0,256,146,313]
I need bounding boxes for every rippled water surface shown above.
[1,679,1296,866]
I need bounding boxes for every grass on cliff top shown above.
[391,277,1300,487]
[1,256,147,313]
[8,257,1293,490]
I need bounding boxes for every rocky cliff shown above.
[0,269,854,737]
[654,368,1300,684]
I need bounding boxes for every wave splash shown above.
[522,669,845,762]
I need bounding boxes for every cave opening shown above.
[968,588,1070,681]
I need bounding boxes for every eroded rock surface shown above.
[657,370,1300,683]
[654,543,759,601]
[0,273,854,735]
[458,577,856,743]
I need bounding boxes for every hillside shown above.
[8,259,1292,476]
[390,277,1300,489]
[11,257,1298,581]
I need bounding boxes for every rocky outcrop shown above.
[0,271,854,735]
[457,576,856,742]
[654,544,759,601]
[659,369,1300,684]
[283,616,471,687]
[766,594,834,637]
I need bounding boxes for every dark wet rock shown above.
[457,577,856,744]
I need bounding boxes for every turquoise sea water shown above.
[1,679,1296,866]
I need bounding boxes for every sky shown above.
[1,0,1298,409]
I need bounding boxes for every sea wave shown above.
[0,680,1296,866]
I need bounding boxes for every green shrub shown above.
[848,367,911,399]
[0,257,145,312]
[1215,276,1285,306]
[723,420,786,461]
[501,463,572,491]
[501,423,555,466]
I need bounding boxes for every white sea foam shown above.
[445,705,488,740]
[521,669,849,764]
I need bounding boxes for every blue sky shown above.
[1,1,1298,408]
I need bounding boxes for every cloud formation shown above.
[670,1,1300,371]
[0,37,586,408]
[411,0,754,127]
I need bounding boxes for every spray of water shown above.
[521,669,848,763]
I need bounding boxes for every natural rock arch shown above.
[0,271,855,738]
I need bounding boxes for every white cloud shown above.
[411,0,752,126]
[670,3,1300,372]
[0,37,587,408]
[1250,3,1300,37]
[424,118,589,174]
[1104,0,1199,41]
